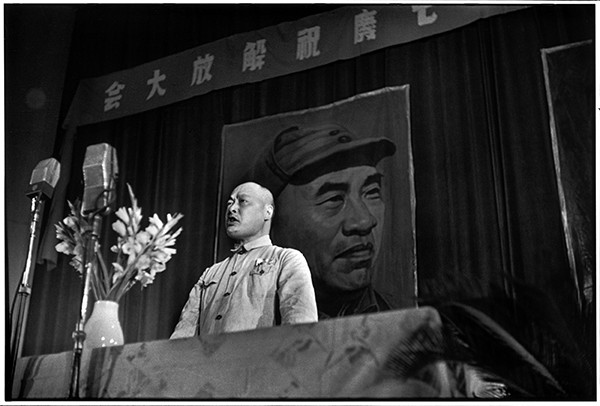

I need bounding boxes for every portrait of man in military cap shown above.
[216,86,416,319]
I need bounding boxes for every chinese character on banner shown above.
[104,81,125,112]
[242,39,267,72]
[191,54,214,85]
[296,26,321,60]
[146,69,167,100]
[354,9,377,44]
[412,6,438,26]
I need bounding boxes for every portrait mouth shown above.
[335,242,374,262]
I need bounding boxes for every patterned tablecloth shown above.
[13,306,464,399]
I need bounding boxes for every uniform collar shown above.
[231,235,272,254]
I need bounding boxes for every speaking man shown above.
[171,182,318,338]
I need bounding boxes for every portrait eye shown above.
[364,185,382,200]
[318,194,345,209]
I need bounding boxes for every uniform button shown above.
[230,272,237,276]
[223,292,230,297]
[215,315,222,320]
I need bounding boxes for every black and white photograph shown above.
[5,2,596,401]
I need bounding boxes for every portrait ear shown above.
[265,204,274,221]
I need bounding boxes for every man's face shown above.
[275,166,385,291]
[225,182,271,244]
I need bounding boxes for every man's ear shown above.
[265,204,274,221]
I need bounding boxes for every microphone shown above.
[11,158,61,388]
[81,143,118,215]
[25,158,60,199]
[70,143,117,397]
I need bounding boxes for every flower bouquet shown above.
[55,184,183,302]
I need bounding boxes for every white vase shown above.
[84,300,124,349]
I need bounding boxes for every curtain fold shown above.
[23,4,594,398]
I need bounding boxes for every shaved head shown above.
[225,182,275,244]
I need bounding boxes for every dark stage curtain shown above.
[23,5,594,398]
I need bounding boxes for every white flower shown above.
[151,261,166,274]
[149,213,164,229]
[54,183,183,302]
[137,231,151,245]
[112,220,127,237]
[115,207,129,224]
[145,223,159,238]
[63,216,76,228]
[55,241,72,255]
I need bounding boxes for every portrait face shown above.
[225,182,272,244]
[274,165,385,291]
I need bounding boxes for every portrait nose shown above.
[342,197,377,236]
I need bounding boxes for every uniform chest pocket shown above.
[199,280,217,291]
[249,258,277,276]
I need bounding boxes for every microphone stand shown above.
[68,213,102,399]
[9,193,45,392]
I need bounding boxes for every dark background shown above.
[5,4,595,399]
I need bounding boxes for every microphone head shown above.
[26,158,61,199]
[81,143,119,215]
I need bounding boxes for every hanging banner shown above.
[63,5,526,128]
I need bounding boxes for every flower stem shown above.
[96,251,112,296]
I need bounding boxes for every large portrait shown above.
[216,86,416,317]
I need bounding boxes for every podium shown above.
[13,307,463,399]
